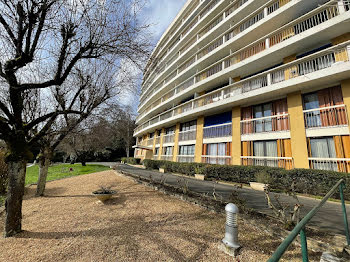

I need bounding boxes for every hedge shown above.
[0,151,8,195]
[143,159,350,200]
[121,157,141,165]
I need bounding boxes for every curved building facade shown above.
[134,0,350,173]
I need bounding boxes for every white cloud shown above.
[141,0,188,42]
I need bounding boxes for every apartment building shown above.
[133,0,350,173]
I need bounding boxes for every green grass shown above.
[25,164,110,185]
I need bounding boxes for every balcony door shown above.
[253,103,272,133]
[253,140,278,167]
[309,137,337,171]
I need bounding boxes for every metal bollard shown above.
[222,203,240,249]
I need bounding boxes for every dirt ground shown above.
[0,170,319,261]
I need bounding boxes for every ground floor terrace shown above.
[135,80,350,173]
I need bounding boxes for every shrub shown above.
[255,171,273,184]
[142,159,350,200]
[0,151,8,195]
[121,157,140,165]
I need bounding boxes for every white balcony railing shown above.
[241,114,290,134]
[137,1,344,122]
[177,155,195,163]
[203,123,232,138]
[134,42,350,136]
[155,136,161,145]
[303,104,348,129]
[202,155,231,165]
[161,155,173,161]
[241,156,294,169]
[309,158,350,173]
[163,134,175,144]
[179,129,197,141]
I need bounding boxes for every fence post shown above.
[339,182,350,245]
[300,228,309,262]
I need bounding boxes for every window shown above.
[181,120,196,132]
[162,146,173,156]
[154,147,159,156]
[206,143,227,156]
[253,141,278,157]
[253,103,272,132]
[179,145,195,156]
[309,137,337,171]
[310,137,336,159]
[252,140,278,167]
[165,126,175,135]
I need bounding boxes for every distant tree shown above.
[0,0,151,237]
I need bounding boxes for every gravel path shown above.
[0,170,318,261]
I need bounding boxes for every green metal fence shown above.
[268,179,350,262]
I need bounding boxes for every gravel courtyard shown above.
[0,170,316,261]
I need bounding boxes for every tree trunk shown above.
[4,160,27,237]
[126,146,130,158]
[35,156,50,197]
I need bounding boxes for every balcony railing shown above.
[179,129,197,141]
[241,114,290,134]
[155,136,161,145]
[309,158,350,173]
[137,1,343,121]
[203,123,232,138]
[163,134,175,144]
[303,104,348,129]
[147,138,154,146]
[241,156,294,169]
[134,42,350,136]
[139,0,283,109]
[202,155,231,165]
[177,155,195,163]
[161,155,173,161]
[153,155,159,160]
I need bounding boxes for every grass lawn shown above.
[25,164,110,185]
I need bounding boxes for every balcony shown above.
[241,114,290,134]
[241,156,294,169]
[134,42,350,136]
[146,138,154,146]
[139,0,294,111]
[202,155,231,165]
[309,158,350,173]
[163,134,175,144]
[155,136,161,145]
[179,130,197,141]
[161,155,173,161]
[138,0,340,118]
[303,104,348,129]
[203,123,232,138]
[177,155,195,163]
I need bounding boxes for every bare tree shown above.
[0,0,151,237]
[35,62,121,197]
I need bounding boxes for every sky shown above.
[119,0,188,114]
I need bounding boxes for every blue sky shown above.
[140,0,188,45]
[121,0,187,114]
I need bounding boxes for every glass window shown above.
[166,126,175,135]
[310,137,336,158]
[253,102,273,132]
[303,93,319,110]
[179,145,195,155]
[206,143,228,156]
[154,148,159,156]
[181,120,197,132]
[162,146,173,156]
[253,140,277,157]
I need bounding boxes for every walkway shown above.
[118,164,350,236]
